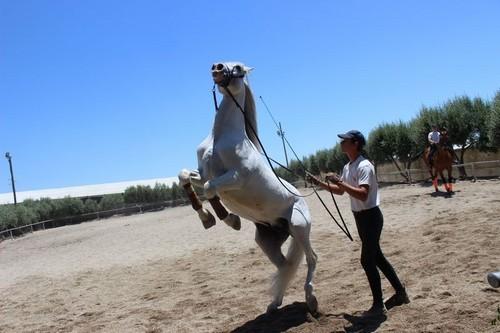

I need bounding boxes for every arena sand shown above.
[1,178,499,332]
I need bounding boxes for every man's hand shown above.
[325,172,342,185]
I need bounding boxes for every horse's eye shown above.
[234,65,242,73]
[216,64,224,70]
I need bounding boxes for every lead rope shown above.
[220,86,353,241]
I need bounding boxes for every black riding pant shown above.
[429,143,437,163]
[353,206,404,306]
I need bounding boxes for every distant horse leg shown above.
[178,169,215,229]
[255,223,290,313]
[289,205,318,314]
[431,169,439,192]
[446,167,453,192]
[439,171,448,192]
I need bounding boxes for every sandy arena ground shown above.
[1,178,499,332]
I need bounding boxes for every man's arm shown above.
[325,173,369,201]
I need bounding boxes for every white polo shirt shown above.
[340,155,380,212]
[428,131,440,144]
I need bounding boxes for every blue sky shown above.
[1,0,499,193]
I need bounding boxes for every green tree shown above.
[99,194,124,211]
[123,186,138,204]
[0,205,19,230]
[489,90,500,147]
[84,199,98,213]
[326,144,348,173]
[443,96,491,171]
[367,120,421,182]
[316,149,330,173]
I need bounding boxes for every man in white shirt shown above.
[308,130,409,318]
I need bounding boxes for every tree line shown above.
[275,91,500,183]
[0,183,186,233]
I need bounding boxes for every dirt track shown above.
[1,178,499,332]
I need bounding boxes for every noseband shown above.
[212,63,246,88]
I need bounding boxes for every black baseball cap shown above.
[337,130,366,146]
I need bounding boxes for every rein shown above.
[214,84,353,241]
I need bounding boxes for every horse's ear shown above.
[243,66,254,74]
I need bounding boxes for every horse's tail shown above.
[271,236,304,301]
[244,82,263,152]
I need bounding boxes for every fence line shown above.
[2,161,499,239]
[376,160,500,182]
[0,198,190,240]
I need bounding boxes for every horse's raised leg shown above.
[289,204,318,314]
[178,169,215,229]
[208,196,241,230]
[254,223,292,313]
[203,169,244,230]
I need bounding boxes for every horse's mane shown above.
[244,82,263,152]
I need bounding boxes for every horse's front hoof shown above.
[223,214,241,231]
[198,209,216,229]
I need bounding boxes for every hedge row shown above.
[0,182,188,233]
[0,194,125,231]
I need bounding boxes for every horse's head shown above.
[211,62,252,95]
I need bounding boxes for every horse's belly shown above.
[219,188,294,223]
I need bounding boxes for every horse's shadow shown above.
[230,302,387,333]
[429,190,457,198]
[342,312,387,333]
[230,302,316,333]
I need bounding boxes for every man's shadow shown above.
[230,302,316,333]
[343,312,387,333]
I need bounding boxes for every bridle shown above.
[210,67,353,241]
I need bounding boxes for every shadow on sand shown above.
[342,312,387,333]
[230,302,317,333]
[429,190,457,198]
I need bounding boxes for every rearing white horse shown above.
[178,62,318,313]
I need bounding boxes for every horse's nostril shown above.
[216,63,224,70]
[211,64,216,70]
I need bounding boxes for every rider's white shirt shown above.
[428,131,440,144]
[340,155,380,212]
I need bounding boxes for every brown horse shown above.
[423,143,454,193]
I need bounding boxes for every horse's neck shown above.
[213,93,247,142]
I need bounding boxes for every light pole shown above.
[277,122,289,167]
[5,152,17,205]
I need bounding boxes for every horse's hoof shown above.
[306,294,318,314]
[266,302,279,314]
[198,209,216,229]
[202,217,216,229]
[223,214,241,230]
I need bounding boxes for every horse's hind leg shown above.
[439,171,450,193]
[289,204,318,314]
[178,169,215,229]
[254,223,290,313]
